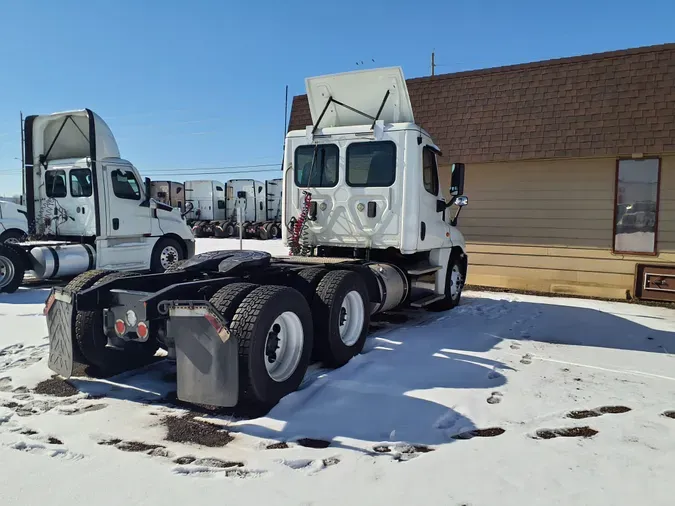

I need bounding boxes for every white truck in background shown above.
[150,180,185,211]
[184,180,226,237]
[0,201,28,244]
[44,67,469,409]
[0,109,195,293]
[186,178,283,240]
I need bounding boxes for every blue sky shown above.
[0,0,673,195]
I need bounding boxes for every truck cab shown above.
[283,67,468,307]
[22,109,195,275]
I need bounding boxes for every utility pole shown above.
[431,51,436,76]
[281,85,288,171]
[20,111,25,205]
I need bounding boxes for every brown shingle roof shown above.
[288,43,675,163]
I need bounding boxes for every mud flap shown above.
[168,302,239,407]
[45,289,75,378]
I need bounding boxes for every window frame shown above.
[69,168,93,197]
[294,143,339,188]
[346,140,397,188]
[45,169,68,198]
[612,157,661,256]
[422,146,440,197]
[110,168,142,201]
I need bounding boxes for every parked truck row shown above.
[149,177,283,240]
[42,66,471,410]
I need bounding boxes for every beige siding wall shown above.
[439,155,675,299]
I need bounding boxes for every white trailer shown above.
[0,201,28,244]
[45,67,468,409]
[0,109,195,293]
[184,180,226,237]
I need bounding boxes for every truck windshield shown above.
[346,141,396,187]
[294,144,338,187]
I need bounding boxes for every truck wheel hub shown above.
[339,290,364,347]
[450,265,463,299]
[0,257,15,289]
[160,246,179,270]
[264,311,304,382]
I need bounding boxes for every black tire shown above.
[0,229,25,244]
[150,237,185,273]
[231,285,313,406]
[259,227,269,241]
[75,271,158,370]
[63,270,112,363]
[427,252,466,312]
[224,223,235,238]
[213,223,226,238]
[312,270,370,368]
[290,267,329,306]
[209,282,258,320]
[0,243,25,294]
[269,223,280,239]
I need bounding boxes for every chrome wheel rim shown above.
[264,311,304,382]
[3,237,20,245]
[450,264,463,299]
[0,256,15,289]
[339,290,365,346]
[160,246,180,270]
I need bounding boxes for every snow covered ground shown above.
[1,238,674,505]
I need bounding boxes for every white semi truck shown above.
[184,180,227,237]
[0,109,195,293]
[44,67,468,409]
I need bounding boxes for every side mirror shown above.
[455,195,468,207]
[450,163,465,196]
[181,201,194,219]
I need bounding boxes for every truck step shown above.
[407,263,442,276]
[409,294,445,308]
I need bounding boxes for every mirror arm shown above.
[451,206,464,227]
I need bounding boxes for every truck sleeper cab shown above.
[44,67,468,410]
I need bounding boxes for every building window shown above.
[45,170,67,198]
[294,144,339,187]
[111,169,141,201]
[422,147,439,196]
[70,168,92,197]
[346,141,396,187]
[614,158,660,254]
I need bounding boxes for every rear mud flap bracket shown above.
[168,302,239,407]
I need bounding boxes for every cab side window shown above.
[423,147,439,196]
[45,170,67,198]
[70,168,93,197]
[111,169,141,200]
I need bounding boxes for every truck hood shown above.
[305,66,414,128]
[27,109,120,166]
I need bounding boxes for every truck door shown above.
[42,168,97,237]
[101,164,152,238]
[417,146,448,250]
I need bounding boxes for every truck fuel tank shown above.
[30,244,96,280]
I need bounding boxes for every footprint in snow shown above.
[520,353,533,365]
[510,343,521,350]
[567,406,631,419]
[373,443,434,462]
[487,391,503,404]
[7,440,84,461]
